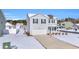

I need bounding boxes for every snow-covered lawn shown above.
[0,34,44,49]
[58,29,79,33]
[53,33,79,47]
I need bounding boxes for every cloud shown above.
[3,12,24,20]
[3,10,26,20]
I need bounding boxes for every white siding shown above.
[27,15,30,33]
[27,14,58,35]
[30,14,49,35]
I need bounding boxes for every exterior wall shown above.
[29,14,48,35]
[0,10,6,36]
[0,31,2,36]
[27,15,30,33]
[47,18,58,33]
[61,22,73,29]
[30,30,47,35]
[27,14,58,35]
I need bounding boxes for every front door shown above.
[48,27,56,34]
[48,27,51,33]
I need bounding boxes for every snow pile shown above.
[53,33,79,47]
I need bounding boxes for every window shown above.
[52,20,55,23]
[48,27,51,31]
[59,27,61,28]
[52,27,56,31]
[41,19,46,24]
[62,24,65,26]
[52,20,53,23]
[52,27,54,31]
[33,19,38,24]
[49,20,50,23]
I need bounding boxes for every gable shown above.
[29,14,49,19]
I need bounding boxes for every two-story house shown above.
[27,14,58,35]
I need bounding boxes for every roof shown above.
[27,13,49,18]
[48,15,54,19]
[27,13,58,20]
[6,22,13,26]
[28,14,36,17]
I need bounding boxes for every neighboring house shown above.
[6,22,13,30]
[73,24,79,30]
[16,23,21,30]
[27,14,58,35]
[16,23,24,29]
[75,24,79,29]
[0,10,6,36]
[16,23,25,34]
[5,22,18,34]
[60,22,73,29]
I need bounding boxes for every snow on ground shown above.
[0,26,44,49]
[59,29,79,32]
[53,33,79,47]
[17,27,25,34]
[0,34,44,49]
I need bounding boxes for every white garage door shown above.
[31,30,47,35]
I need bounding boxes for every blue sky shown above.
[2,9,79,20]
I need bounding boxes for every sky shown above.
[2,9,79,20]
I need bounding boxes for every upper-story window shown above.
[48,20,50,23]
[33,19,38,24]
[48,19,55,23]
[52,20,55,23]
[41,19,46,24]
